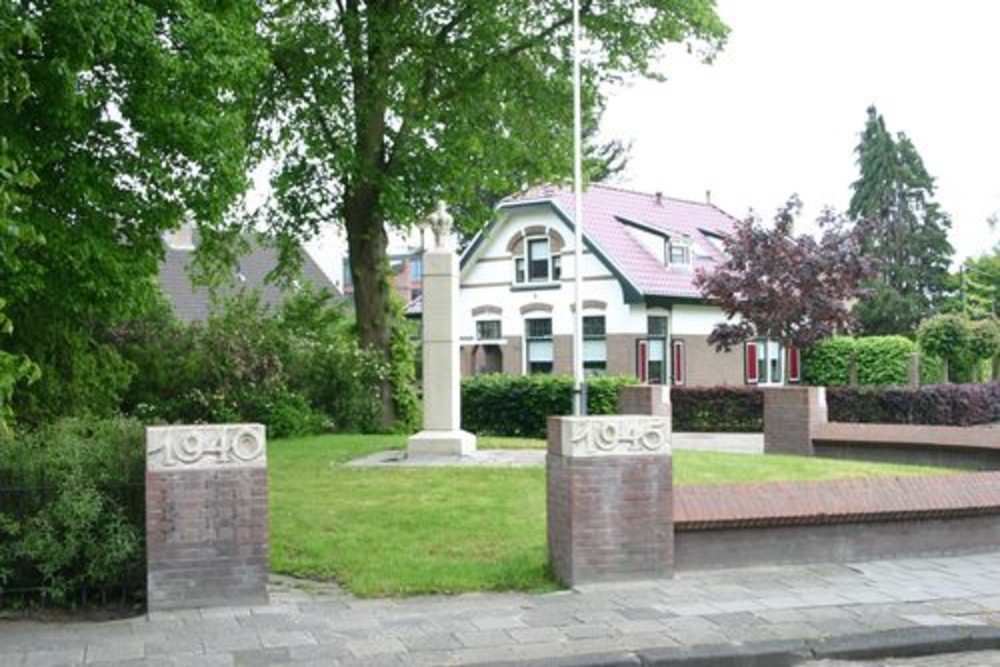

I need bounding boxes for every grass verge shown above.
[269,433,953,597]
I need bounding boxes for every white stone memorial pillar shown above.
[407,202,477,457]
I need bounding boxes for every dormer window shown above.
[513,235,561,284]
[665,237,691,267]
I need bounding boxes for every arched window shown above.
[512,229,564,285]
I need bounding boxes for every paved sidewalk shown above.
[1,551,998,666]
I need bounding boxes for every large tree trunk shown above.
[345,187,395,428]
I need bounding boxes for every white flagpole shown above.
[572,0,585,415]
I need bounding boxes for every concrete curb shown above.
[486,625,1000,667]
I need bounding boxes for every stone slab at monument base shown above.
[407,429,477,457]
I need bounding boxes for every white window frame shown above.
[751,337,785,386]
[512,233,560,286]
[582,314,607,377]
[665,237,692,267]
[523,316,554,375]
[475,319,503,343]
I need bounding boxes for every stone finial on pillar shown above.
[407,202,477,457]
[763,387,828,456]
[547,416,674,586]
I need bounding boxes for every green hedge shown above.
[854,336,916,385]
[461,374,636,438]
[0,418,145,605]
[803,336,927,386]
[672,387,763,432]
[802,337,855,385]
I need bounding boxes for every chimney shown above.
[705,189,712,205]
[655,191,663,205]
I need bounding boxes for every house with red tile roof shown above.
[456,183,801,386]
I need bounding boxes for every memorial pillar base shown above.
[407,429,477,457]
[547,416,673,587]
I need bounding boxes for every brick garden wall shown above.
[812,422,1000,470]
[673,472,1000,571]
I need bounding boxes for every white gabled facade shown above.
[454,188,800,387]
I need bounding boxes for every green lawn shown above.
[269,433,953,597]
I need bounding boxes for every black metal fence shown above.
[0,467,146,608]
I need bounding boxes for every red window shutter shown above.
[637,339,648,383]
[745,341,758,384]
[788,346,800,383]
[672,340,685,386]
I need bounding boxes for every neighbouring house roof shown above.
[159,238,339,322]
[462,183,740,304]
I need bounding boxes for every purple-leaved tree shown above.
[694,196,876,351]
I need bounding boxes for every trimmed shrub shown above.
[828,383,1000,426]
[461,374,636,438]
[854,336,916,385]
[802,337,856,386]
[0,418,145,605]
[114,291,398,437]
[672,387,763,432]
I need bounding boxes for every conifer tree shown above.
[847,106,954,334]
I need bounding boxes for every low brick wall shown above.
[813,422,1000,470]
[673,472,1000,570]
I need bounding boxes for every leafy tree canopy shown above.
[256,0,729,425]
[940,244,999,319]
[1,0,268,424]
[695,197,876,351]
[848,106,954,335]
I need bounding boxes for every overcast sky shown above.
[600,0,1000,263]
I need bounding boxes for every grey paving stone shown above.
[22,650,85,667]
[619,632,679,650]
[344,637,405,658]
[508,626,565,644]
[449,645,519,664]
[703,611,767,627]
[144,637,205,657]
[0,654,24,667]
[168,655,233,667]
[455,629,517,648]
[286,643,351,662]
[470,615,526,631]
[201,634,263,654]
[84,639,145,663]
[564,624,616,640]
[258,630,317,649]
[231,647,292,667]
[612,619,664,635]
[510,640,568,660]
[402,632,462,651]
[619,607,671,621]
